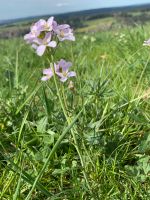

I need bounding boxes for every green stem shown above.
[25,108,84,200]
[15,51,19,89]
[25,57,92,199]
[50,58,92,192]
[61,85,68,110]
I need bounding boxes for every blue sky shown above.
[1,0,150,20]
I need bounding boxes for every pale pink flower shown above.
[54,24,75,41]
[24,24,40,44]
[35,17,56,32]
[34,32,57,56]
[55,59,76,82]
[41,67,53,81]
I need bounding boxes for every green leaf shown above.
[37,116,48,133]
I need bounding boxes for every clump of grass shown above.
[0,18,150,200]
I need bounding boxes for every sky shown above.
[1,0,150,20]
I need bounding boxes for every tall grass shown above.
[0,23,150,199]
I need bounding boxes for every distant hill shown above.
[1,3,150,26]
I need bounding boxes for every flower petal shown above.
[58,59,72,71]
[41,67,53,81]
[53,21,58,31]
[47,17,54,26]
[54,63,59,72]
[47,41,57,48]
[68,71,76,77]
[36,45,46,56]
[65,61,72,69]
[44,32,52,43]
[68,35,75,41]
[41,76,50,81]
[55,72,64,78]
[43,68,53,76]
[36,19,46,31]
[60,77,68,82]
[32,44,38,49]
[57,24,70,29]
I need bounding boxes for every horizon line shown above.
[0,2,150,25]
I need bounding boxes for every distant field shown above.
[1,8,150,38]
[0,13,150,199]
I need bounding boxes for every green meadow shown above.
[0,17,150,199]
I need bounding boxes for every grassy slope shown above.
[0,19,150,199]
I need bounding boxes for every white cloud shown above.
[56,2,69,7]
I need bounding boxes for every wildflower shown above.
[54,24,75,41]
[24,17,57,56]
[35,17,56,32]
[33,32,57,56]
[55,59,76,82]
[143,39,150,46]
[41,60,76,82]
[24,24,41,44]
[24,17,56,43]
[41,67,53,81]
[24,16,75,57]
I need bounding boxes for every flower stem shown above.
[25,108,84,200]
[61,85,68,110]
[50,57,92,193]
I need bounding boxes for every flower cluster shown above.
[24,17,75,56]
[24,17,76,83]
[41,59,76,82]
